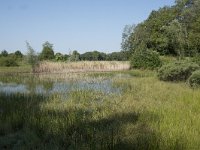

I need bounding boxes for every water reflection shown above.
[0,82,28,94]
[0,74,120,95]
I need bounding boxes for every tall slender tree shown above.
[26,41,38,72]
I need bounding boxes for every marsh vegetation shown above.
[1,0,200,149]
[1,66,200,149]
[34,61,130,73]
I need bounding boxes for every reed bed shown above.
[34,61,130,73]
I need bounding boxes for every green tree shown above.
[40,41,54,60]
[80,51,107,61]
[63,54,69,61]
[123,23,151,55]
[164,19,186,58]
[180,0,200,55]
[123,0,200,57]
[14,50,23,58]
[121,24,135,52]
[145,6,177,55]
[1,50,8,57]
[26,42,38,72]
[69,50,80,62]
[106,51,129,61]
[55,52,64,61]
[80,52,94,61]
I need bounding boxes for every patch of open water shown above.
[0,77,121,95]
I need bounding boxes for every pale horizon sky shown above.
[0,0,175,54]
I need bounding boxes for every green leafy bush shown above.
[188,70,200,87]
[0,57,18,67]
[192,54,200,66]
[158,61,199,81]
[130,50,162,70]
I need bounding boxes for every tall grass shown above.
[1,70,200,149]
[34,61,130,73]
[113,76,200,149]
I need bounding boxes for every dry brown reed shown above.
[35,61,130,73]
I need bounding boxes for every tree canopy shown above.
[1,50,8,57]
[39,41,55,60]
[123,0,200,57]
[14,50,23,58]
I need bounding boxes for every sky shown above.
[0,0,175,54]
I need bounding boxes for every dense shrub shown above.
[192,54,200,66]
[188,70,200,87]
[158,61,199,81]
[0,57,18,67]
[130,50,162,70]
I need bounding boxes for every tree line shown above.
[38,41,129,61]
[122,0,200,57]
[0,41,129,67]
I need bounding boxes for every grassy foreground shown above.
[0,70,200,149]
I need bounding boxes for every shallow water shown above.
[0,74,121,95]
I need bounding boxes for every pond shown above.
[0,73,123,96]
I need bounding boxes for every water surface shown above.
[0,73,122,95]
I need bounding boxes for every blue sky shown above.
[0,0,175,54]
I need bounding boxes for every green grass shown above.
[0,59,32,74]
[1,70,200,149]
[0,65,31,74]
[113,76,200,149]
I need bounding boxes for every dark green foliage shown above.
[55,52,65,61]
[188,70,200,87]
[107,51,130,61]
[145,7,179,55]
[0,50,23,67]
[0,57,18,67]
[158,61,199,81]
[54,53,69,61]
[192,54,200,66]
[80,51,107,61]
[123,0,200,57]
[14,50,23,58]
[130,50,162,70]
[80,51,130,61]
[63,54,69,61]
[1,50,8,57]
[39,41,54,60]
[162,19,186,57]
